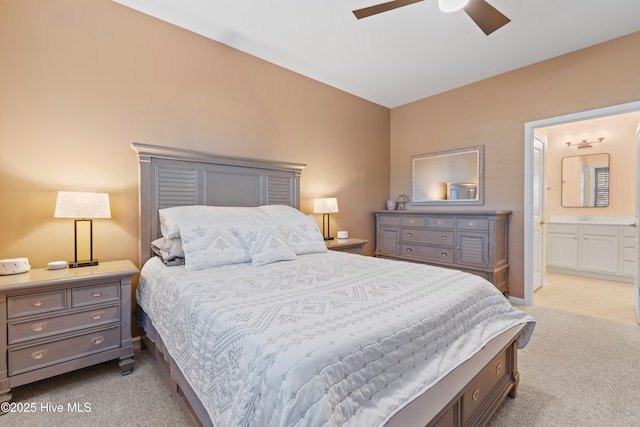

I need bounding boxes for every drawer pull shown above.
[387,218,393,223]
[410,219,416,224]
[31,349,48,360]
[496,363,502,375]
[31,300,45,308]
[406,248,413,253]
[441,252,447,257]
[91,336,105,346]
[30,322,48,332]
[441,235,447,240]
[437,220,443,225]
[468,221,476,226]
[91,291,103,298]
[90,311,105,321]
[472,387,480,402]
[407,232,413,237]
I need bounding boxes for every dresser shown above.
[0,260,139,406]
[374,211,511,295]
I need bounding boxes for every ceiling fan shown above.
[352,0,511,36]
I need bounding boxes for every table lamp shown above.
[54,191,111,268]
[313,197,339,241]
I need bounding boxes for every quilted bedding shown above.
[137,251,535,427]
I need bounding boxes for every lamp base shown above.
[69,259,99,268]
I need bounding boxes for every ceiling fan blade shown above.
[463,0,510,35]
[353,0,423,19]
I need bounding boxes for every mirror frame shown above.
[410,145,484,206]
[561,153,610,208]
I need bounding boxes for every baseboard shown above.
[509,296,527,306]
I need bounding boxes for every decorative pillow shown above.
[178,221,250,270]
[279,215,327,255]
[151,237,185,264]
[238,225,297,267]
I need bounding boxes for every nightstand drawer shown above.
[8,325,121,375]
[7,290,67,319]
[72,282,120,307]
[8,304,120,345]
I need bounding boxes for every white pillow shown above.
[238,225,297,267]
[258,204,306,219]
[159,205,303,238]
[178,221,250,270]
[151,237,185,264]
[279,215,327,255]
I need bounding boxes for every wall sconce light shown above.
[565,131,606,149]
[54,191,111,268]
[314,197,339,241]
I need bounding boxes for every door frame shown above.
[523,100,640,306]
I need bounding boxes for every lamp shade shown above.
[54,191,111,219]
[438,0,469,12]
[313,198,339,214]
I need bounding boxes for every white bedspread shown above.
[138,252,535,427]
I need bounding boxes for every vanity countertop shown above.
[548,215,635,225]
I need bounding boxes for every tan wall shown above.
[390,32,640,299]
[0,0,390,271]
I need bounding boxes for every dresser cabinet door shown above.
[455,232,489,268]
[378,227,400,256]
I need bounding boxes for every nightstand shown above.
[326,238,369,255]
[0,260,139,407]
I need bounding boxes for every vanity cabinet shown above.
[374,211,511,295]
[547,223,636,282]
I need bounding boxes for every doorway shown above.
[523,101,640,322]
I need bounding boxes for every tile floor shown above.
[533,272,638,326]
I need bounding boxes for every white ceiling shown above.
[114,0,640,108]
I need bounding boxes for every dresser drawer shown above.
[462,346,508,424]
[7,290,67,319]
[379,215,401,226]
[425,217,454,229]
[402,217,454,229]
[72,282,120,307]
[402,229,454,246]
[456,218,489,231]
[400,244,454,263]
[8,326,121,376]
[8,304,120,345]
[402,216,425,227]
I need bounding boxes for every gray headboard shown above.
[131,142,306,266]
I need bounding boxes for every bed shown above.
[131,142,535,427]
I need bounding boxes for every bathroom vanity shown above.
[546,218,636,282]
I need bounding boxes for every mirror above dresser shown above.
[411,146,484,206]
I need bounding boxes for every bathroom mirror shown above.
[561,153,610,207]
[411,146,484,206]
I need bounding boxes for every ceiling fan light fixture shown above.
[438,0,469,13]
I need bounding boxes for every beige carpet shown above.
[488,305,640,427]
[5,306,640,426]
